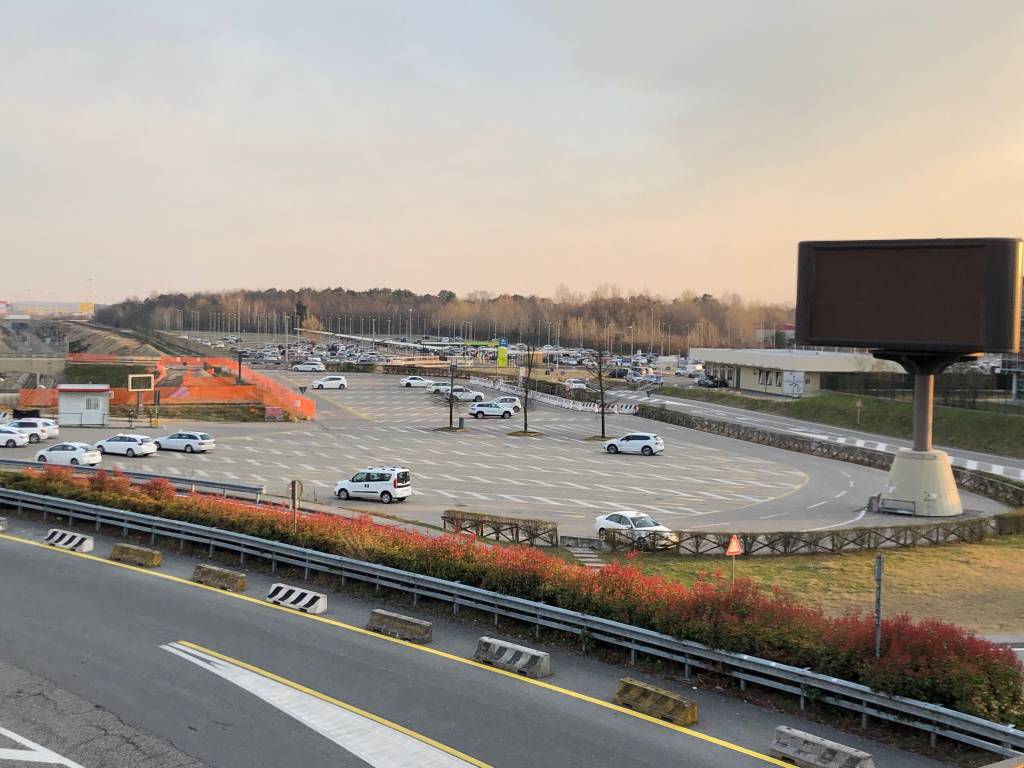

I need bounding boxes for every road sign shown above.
[725,534,744,557]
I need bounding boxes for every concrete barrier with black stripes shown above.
[366,609,432,644]
[769,726,875,768]
[473,637,552,679]
[44,529,93,553]
[613,677,697,725]
[266,583,326,614]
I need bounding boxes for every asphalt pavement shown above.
[0,515,953,768]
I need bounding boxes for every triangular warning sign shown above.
[725,534,744,557]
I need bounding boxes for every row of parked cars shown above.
[398,375,525,417]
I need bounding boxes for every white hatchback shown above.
[36,442,102,467]
[603,432,665,456]
[334,466,412,504]
[154,431,216,453]
[310,375,348,390]
[0,426,29,448]
[94,434,158,457]
[468,401,515,419]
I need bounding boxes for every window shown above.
[351,473,368,483]
[396,472,411,486]
[775,372,782,387]
[85,397,100,411]
[758,370,767,385]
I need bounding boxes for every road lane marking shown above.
[0,534,787,766]
[806,501,827,509]
[0,725,87,767]
[806,509,868,531]
[162,641,486,768]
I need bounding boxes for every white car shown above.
[493,396,521,412]
[334,466,412,504]
[36,442,102,467]
[448,386,485,402]
[94,434,158,457]
[427,381,452,394]
[603,432,665,456]
[467,401,515,419]
[154,431,216,453]
[594,511,673,547]
[4,421,47,443]
[292,362,326,372]
[310,375,348,390]
[563,378,588,391]
[17,418,60,438]
[0,426,29,448]
[400,376,434,388]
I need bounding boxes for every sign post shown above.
[288,479,303,533]
[874,554,884,659]
[855,399,863,426]
[725,534,744,583]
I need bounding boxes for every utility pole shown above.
[874,554,884,659]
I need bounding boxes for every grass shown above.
[64,364,151,388]
[613,535,1024,634]
[654,386,1024,458]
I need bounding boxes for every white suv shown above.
[603,432,665,456]
[468,401,515,419]
[334,466,412,504]
[310,375,348,390]
[5,421,47,443]
[446,386,485,402]
[18,418,60,438]
[493,396,522,412]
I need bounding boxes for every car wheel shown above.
[606,444,618,454]
[316,384,324,389]
[29,434,39,443]
[474,395,483,402]
[641,446,653,456]
[97,445,106,454]
[126,448,135,458]
[501,411,511,419]
[597,527,607,538]
[474,412,483,419]
[184,444,194,453]
[341,385,346,389]
[37,456,46,463]
[336,488,349,500]
[380,491,393,504]
[4,440,13,448]
[154,442,162,450]
[70,458,79,465]
[405,382,412,387]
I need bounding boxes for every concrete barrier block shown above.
[474,637,552,679]
[192,563,246,592]
[44,529,94,553]
[770,726,875,768]
[267,583,327,614]
[613,677,698,726]
[366,609,432,644]
[110,543,162,568]
[0,517,6,532]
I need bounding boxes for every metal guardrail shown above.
[0,460,264,500]
[0,487,1020,757]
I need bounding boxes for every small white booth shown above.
[57,384,111,427]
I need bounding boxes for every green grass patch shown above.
[64,364,151,388]
[654,386,1024,458]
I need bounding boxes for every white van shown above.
[334,466,412,504]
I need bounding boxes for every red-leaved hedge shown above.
[3,467,1022,724]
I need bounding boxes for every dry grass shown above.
[618,535,1024,635]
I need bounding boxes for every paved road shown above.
[9,373,1003,535]
[611,385,1024,479]
[0,517,949,768]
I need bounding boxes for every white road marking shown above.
[161,643,475,767]
[0,725,87,767]
[807,501,827,509]
[834,490,847,498]
[758,512,789,520]
[806,509,868,531]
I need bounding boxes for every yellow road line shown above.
[176,640,491,767]
[0,531,787,766]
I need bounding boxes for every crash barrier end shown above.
[474,637,552,679]
[44,529,94,553]
[366,609,432,644]
[613,677,698,726]
[192,563,247,592]
[267,583,327,614]
[770,726,876,768]
[109,542,162,568]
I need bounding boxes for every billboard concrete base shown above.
[881,450,963,517]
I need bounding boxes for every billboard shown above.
[127,374,155,392]
[795,238,1022,353]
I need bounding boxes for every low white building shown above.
[690,348,904,397]
[57,384,111,427]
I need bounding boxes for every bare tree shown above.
[595,348,608,438]
[520,344,536,433]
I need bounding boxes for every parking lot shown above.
[4,372,1005,535]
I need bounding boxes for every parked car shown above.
[448,386,485,402]
[292,362,326,372]
[563,378,588,391]
[493,395,522,412]
[334,466,412,504]
[697,375,726,388]
[94,434,158,457]
[603,432,665,456]
[4,421,47,443]
[0,426,30,448]
[154,431,216,453]
[400,376,434,388]
[35,442,102,467]
[427,381,452,394]
[16,418,60,438]
[468,401,515,419]
[594,511,672,540]
[310,375,348,390]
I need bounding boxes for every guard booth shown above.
[57,384,111,427]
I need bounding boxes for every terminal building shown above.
[690,348,904,397]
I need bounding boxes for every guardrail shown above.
[0,486,1019,757]
[0,460,264,501]
[469,377,638,415]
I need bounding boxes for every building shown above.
[691,348,904,397]
[57,384,111,426]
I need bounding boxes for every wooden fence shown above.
[441,510,558,546]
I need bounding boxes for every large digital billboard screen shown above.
[795,238,1022,353]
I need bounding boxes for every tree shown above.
[447,360,456,429]
[520,345,536,434]
[295,301,309,327]
[595,348,608,438]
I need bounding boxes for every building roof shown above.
[57,384,112,393]
[690,348,905,374]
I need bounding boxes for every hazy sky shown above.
[3,1,1023,305]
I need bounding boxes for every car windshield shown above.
[630,515,660,529]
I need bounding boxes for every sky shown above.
[2,0,1023,306]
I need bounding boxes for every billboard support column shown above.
[912,372,933,452]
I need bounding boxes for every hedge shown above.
[3,467,1021,725]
